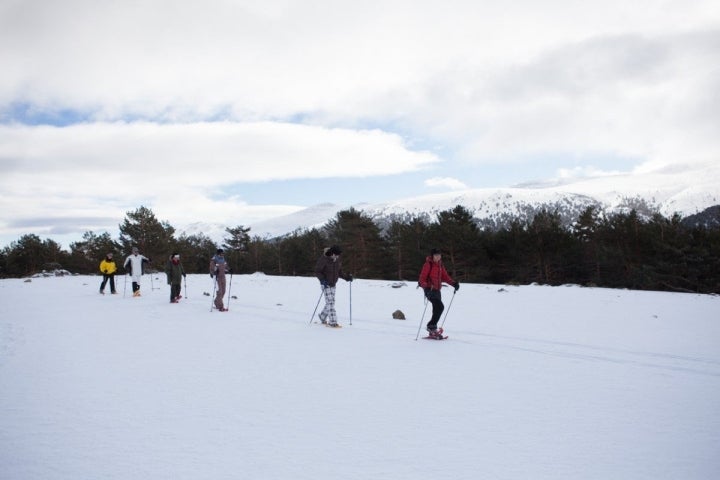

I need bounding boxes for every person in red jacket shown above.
[418,248,459,337]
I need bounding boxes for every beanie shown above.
[326,245,342,256]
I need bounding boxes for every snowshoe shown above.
[424,328,447,340]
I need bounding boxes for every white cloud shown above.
[424,177,468,190]
[556,166,623,180]
[0,121,438,184]
[0,121,438,246]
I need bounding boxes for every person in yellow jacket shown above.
[99,252,118,294]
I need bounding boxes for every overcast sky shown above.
[1,0,719,248]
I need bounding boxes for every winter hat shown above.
[326,245,342,256]
[172,252,179,259]
[132,246,139,253]
[430,248,441,256]
[216,248,224,254]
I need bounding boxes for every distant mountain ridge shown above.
[181,181,720,242]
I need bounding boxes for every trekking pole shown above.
[184,275,187,299]
[439,289,457,330]
[210,276,217,312]
[415,297,430,340]
[226,273,233,311]
[349,281,353,325]
[123,274,128,298]
[308,287,325,325]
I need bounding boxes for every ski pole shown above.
[184,275,187,299]
[439,289,457,330]
[349,281,352,326]
[123,274,128,298]
[226,273,233,311]
[308,287,324,325]
[415,297,430,340]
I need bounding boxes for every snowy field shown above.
[1,273,719,480]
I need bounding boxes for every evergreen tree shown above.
[276,228,326,276]
[222,225,251,273]
[245,235,272,274]
[324,208,388,278]
[527,209,573,284]
[573,206,602,285]
[428,205,483,280]
[67,231,121,274]
[381,215,432,280]
[487,219,531,284]
[3,234,65,276]
[118,206,175,268]
[173,232,217,274]
[601,210,646,288]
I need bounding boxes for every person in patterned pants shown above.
[314,245,353,327]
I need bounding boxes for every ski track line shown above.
[451,331,720,378]
[467,331,720,366]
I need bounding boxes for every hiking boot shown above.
[318,313,328,324]
[427,327,444,338]
[327,322,341,328]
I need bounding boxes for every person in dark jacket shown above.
[165,253,186,303]
[418,248,459,337]
[315,245,353,327]
[99,252,117,294]
[209,248,230,311]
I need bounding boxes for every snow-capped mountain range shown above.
[182,166,720,241]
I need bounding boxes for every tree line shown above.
[1,205,718,294]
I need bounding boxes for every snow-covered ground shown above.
[1,274,719,479]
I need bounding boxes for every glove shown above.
[182,273,186,278]
[320,279,328,288]
[454,281,460,291]
[424,287,431,298]
[347,274,353,282]
[210,273,214,278]
[102,270,107,274]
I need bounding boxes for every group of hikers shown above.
[98,245,459,337]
